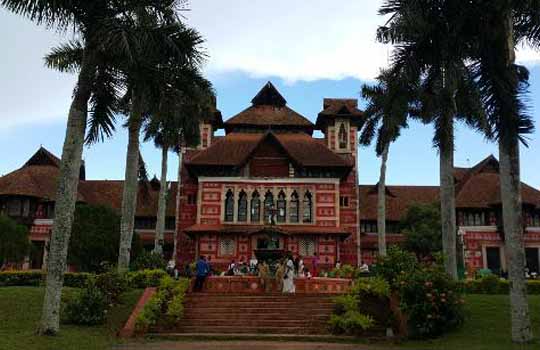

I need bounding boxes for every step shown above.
[173,326,330,335]
[184,305,333,315]
[176,319,328,328]
[182,313,331,321]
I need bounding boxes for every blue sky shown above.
[0,1,539,188]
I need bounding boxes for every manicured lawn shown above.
[399,294,540,350]
[0,286,142,350]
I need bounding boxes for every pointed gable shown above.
[224,82,314,134]
[251,81,287,107]
[24,147,60,168]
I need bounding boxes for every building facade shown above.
[1,81,540,275]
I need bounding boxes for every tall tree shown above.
[116,19,205,271]
[0,0,181,335]
[377,0,487,279]
[360,69,412,256]
[144,67,214,255]
[465,0,539,342]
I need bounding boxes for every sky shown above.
[0,0,539,188]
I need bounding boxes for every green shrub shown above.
[63,279,108,325]
[331,264,356,279]
[135,276,190,332]
[127,269,168,288]
[352,277,390,298]
[131,251,166,271]
[165,278,190,323]
[0,271,43,286]
[332,294,359,315]
[374,246,418,288]
[0,271,92,287]
[95,270,129,304]
[396,264,465,339]
[64,272,92,288]
[329,311,375,335]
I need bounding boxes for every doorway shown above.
[526,248,539,274]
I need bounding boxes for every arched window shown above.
[237,190,248,222]
[263,191,274,224]
[338,123,348,149]
[289,191,299,223]
[224,190,234,222]
[303,191,313,223]
[251,191,261,222]
[277,191,286,223]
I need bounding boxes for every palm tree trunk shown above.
[500,132,532,343]
[440,116,458,279]
[118,97,143,271]
[38,54,94,335]
[498,10,532,343]
[377,143,389,256]
[173,149,183,263]
[154,145,169,255]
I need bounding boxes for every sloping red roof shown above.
[358,155,540,222]
[359,185,440,221]
[184,224,349,236]
[187,132,352,168]
[224,82,314,133]
[316,98,364,128]
[0,165,66,201]
[225,105,313,128]
[79,180,178,217]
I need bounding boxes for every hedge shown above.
[0,271,92,287]
[458,277,540,295]
[0,269,168,289]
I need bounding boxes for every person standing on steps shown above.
[275,260,285,292]
[283,254,296,293]
[312,252,320,277]
[193,256,209,292]
[259,261,272,293]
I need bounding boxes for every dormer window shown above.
[338,123,348,149]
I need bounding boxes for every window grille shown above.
[299,237,315,256]
[219,238,236,256]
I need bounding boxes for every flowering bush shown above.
[63,279,108,325]
[396,264,465,338]
[373,246,418,288]
[95,270,129,304]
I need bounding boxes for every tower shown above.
[317,99,365,266]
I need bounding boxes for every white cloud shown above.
[188,0,540,82]
[188,0,391,82]
[0,10,77,130]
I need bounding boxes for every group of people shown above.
[188,253,322,294]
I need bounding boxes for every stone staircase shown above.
[174,293,337,335]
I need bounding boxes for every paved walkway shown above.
[116,340,383,350]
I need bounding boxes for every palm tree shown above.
[116,20,205,271]
[0,0,181,335]
[377,0,487,279]
[360,69,412,256]
[143,68,214,255]
[464,0,539,342]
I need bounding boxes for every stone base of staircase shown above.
[160,293,339,336]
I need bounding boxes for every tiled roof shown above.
[225,105,313,128]
[187,132,352,168]
[0,165,68,201]
[224,82,314,133]
[359,155,540,221]
[184,224,349,236]
[359,185,440,221]
[79,180,178,217]
[316,98,365,128]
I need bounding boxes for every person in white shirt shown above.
[359,260,370,273]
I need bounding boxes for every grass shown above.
[399,294,540,350]
[0,286,142,350]
[1,288,539,350]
